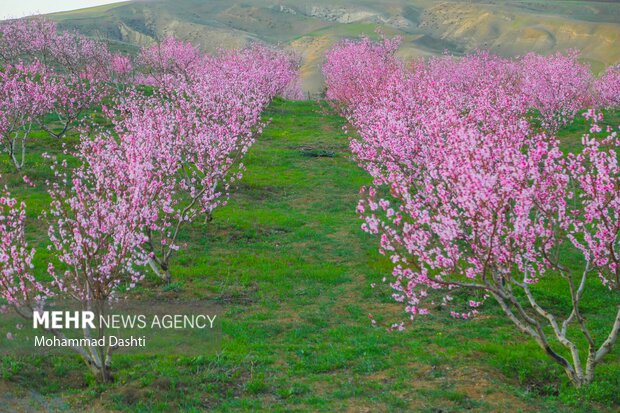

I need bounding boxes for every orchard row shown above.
[322,35,620,388]
[0,18,300,382]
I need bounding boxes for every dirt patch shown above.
[0,380,74,413]
[235,182,286,201]
[299,147,337,158]
[450,366,532,412]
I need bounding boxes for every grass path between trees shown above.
[1,99,618,412]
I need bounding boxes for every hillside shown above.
[46,0,620,94]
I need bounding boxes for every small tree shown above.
[322,34,402,111]
[0,62,57,169]
[105,86,257,282]
[519,51,594,132]
[42,137,151,382]
[0,135,152,382]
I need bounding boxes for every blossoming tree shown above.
[0,137,153,382]
[0,62,57,169]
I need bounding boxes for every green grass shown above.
[0,99,619,412]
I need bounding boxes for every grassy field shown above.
[0,99,619,412]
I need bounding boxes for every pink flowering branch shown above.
[0,179,49,306]
[594,65,620,109]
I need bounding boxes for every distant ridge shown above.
[46,0,620,93]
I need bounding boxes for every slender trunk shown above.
[14,303,115,383]
[8,127,29,170]
[84,356,113,383]
[8,135,22,171]
[491,287,584,387]
[148,257,171,283]
[504,265,620,389]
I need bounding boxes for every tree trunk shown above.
[8,137,23,171]
[85,358,113,383]
[148,258,171,283]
